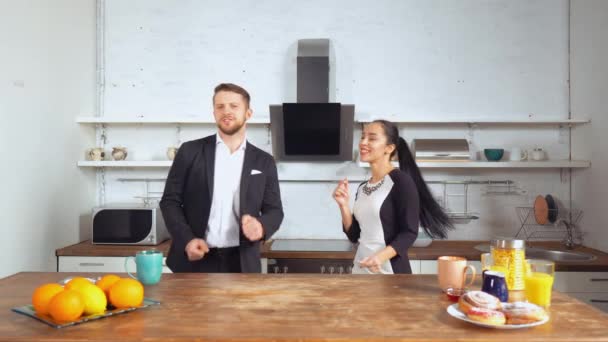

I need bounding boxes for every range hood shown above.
[296,39,330,103]
[270,39,355,162]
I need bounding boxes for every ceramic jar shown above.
[167,147,178,160]
[88,147,105,161]
[112,147,128,161]
[530,148,546,161]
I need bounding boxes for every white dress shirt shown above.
[206,134,246,248]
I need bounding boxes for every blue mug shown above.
[482,270,509,302]
[125,250,163,285]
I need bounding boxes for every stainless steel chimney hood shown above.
[269,39,355,162]
[297,39,330,103]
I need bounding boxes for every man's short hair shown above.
[213,83,251,108]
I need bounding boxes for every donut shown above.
[458,291,502,314]
[466,307,506,326]
[502,302,548,325]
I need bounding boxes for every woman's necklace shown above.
[362,176,385,196]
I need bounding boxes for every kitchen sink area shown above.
[474,244,598,262]
[526,248,597,262]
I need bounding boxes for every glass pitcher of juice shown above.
[490,238,526,291]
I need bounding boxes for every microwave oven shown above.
[91,206,170,245]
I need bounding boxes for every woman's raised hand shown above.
[332,178,350,208]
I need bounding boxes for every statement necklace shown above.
[362,177,385,195]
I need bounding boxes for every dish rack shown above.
[428,179,517,223]
[514,206,583,243]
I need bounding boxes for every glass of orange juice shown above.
[524,259,555,308]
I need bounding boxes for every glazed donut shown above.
[458,291,502,314]
[502,302,548,325]
[466,307,506,326]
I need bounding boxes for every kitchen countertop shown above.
[1,272,607,341]
[265,240,608,271]
[56,240,608,272]
[56,240,172,257]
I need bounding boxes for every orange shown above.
[74,284,107,315]
[32,283,64,315]
[96,274,121,301]
[47,290,85,322]
[108,278,144,309]
[65,277,94,291]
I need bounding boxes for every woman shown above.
[333,120,453,274]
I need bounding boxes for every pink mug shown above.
[437,256,476,292]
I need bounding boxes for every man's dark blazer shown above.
[159,134,284,273]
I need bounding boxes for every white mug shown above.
[509,147,528,161]
[530,148,546,161]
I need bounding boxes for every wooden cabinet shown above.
[55,240,173,274]
[58,256,172,274]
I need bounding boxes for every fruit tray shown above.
[12,298,160,328]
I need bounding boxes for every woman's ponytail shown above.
[376,120,454,239]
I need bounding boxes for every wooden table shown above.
[1,272,607,341]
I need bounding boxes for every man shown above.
[160,83,284,273]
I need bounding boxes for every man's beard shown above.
[218,119,245,135]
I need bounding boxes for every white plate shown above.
[446,304,549,329]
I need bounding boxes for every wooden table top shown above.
[57,240,608,271]
[1,272,607,341]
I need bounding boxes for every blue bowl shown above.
[484,148,504,161]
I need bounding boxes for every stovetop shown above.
[270,239,354,252]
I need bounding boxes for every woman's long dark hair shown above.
[374,120,454,239]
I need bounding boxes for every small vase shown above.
[112,147,128,161]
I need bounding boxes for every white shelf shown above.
[356,118,590,125]
[357,160,591,169]
[76,116,270,124]
[78,161,172,167]
[78,160,591,169]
